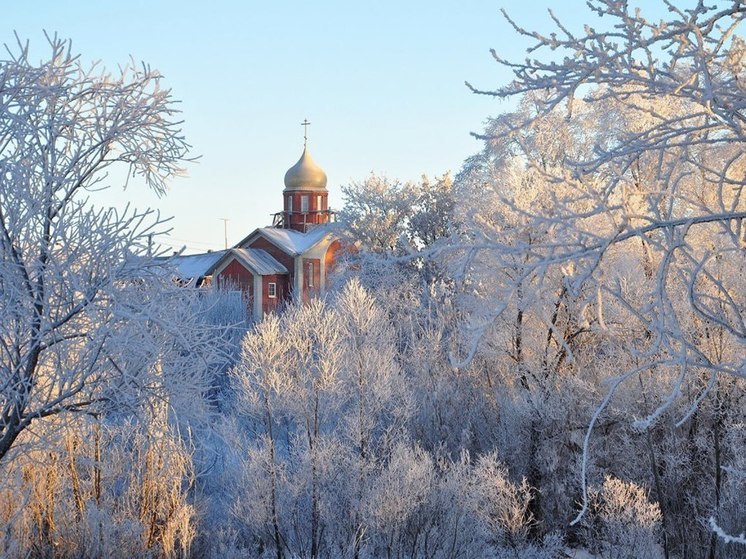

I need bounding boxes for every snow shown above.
[162,246,288,281]
[163,250,227,281]
[565,549,598,559]
[229,248,288,275]
[564,545,664,559]
[241,223,338,256]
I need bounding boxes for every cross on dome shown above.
[301,118,311,146]
[284,120,327,192]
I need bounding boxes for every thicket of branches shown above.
[2,2,746,557]
[459,0,746,545]
[0,35,239,557]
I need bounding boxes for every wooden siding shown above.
[217,259,254,303]
[262,274,286,314]
[284,190,329,231]
[248,236,295,294]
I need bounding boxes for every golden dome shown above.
[283,147,328,191]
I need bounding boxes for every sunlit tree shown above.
[459,0,746,538]
[0,33,197,462]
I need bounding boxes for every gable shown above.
[246,237,295,278]
[232,248,288,275]
[209,247,288,277]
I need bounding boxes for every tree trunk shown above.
[265,395,284,559]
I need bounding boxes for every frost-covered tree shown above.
[228,281,414,559]
[338,172,456,272]
[458,0,746,531]
[578,475,662,559]
[337,172,460,373]
[0,34,198,462]
[339,174,418,254]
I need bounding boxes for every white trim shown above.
[212,258,233,279]
[253,274,263,321]
[320,251,326,295]
[294,257,302,302]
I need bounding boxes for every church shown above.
[168,128,344,322]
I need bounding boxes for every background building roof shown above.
[164,250,227,282]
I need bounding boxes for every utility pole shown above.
[219,218,229,250]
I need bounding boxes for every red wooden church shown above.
[177,135,344,321]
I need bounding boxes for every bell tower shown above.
[276,119,331,232]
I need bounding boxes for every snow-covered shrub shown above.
[0,415,195,559]
[364,443,435,556]
[468,452,535,549]
[580,475,662,559]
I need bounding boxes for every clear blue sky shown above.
[2,1,655,253]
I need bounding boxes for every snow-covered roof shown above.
[239,223,338,256]
[230,248,288,275]
[164,250,227,281]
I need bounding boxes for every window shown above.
[316,195,322,211]
[268,282,277,298]
[306,261,314,287]
[301,195,309,213]
[287,196,293,213]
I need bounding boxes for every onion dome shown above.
[283,147,328,192]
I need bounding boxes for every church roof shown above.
[230,248,288,275]
[239,224,337,256]
[205,247,288,277]
[163,250,228,283]
[283,147,328,191]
